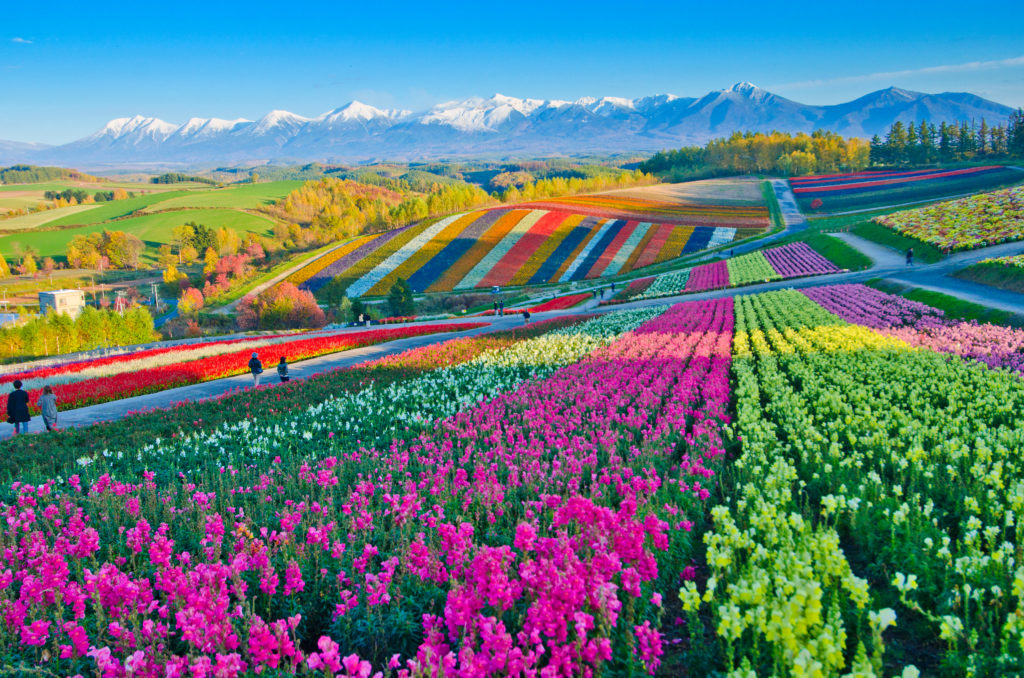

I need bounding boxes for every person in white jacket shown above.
[38,385,58,432]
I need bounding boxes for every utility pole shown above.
[151,282,159,310]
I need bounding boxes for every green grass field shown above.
[0,208,276,263]
[952,261,1024,294]
[0,196,47,212]
[850,221,945,263]
[802,232,873,270]
[43,190,192,227]
[139,181,305,211]
[0,204,103,231]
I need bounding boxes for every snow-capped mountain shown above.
[4,84,1015,166]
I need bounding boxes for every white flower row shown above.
[106,307,666,474]
[347,212,466,298]
[707,226,737,249]
[454,210,546,290]
[603,222,654,277]
[640,269,692,299]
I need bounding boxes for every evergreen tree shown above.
[386,278,416,317]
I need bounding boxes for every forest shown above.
[640,130,871,180]
[868,110,1024,165]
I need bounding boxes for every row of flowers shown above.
[20,323,485,415]
[5,332,314,392]
[873,185,1024,251]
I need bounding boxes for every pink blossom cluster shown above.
[803,283,1024,374]
[685,260,729,292]
[0,302,734,676]
[763,242,840,278]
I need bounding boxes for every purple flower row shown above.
[803,283,1024,375]
[763,242,841,278]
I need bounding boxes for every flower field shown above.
[873,185,1024,251]
[11,323,484,414]
[791,165,1024,213]
[5,280,1024,676]
[639,242,841,299]
[289,190,770,297]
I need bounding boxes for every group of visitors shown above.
[6,382,58,435]
[247,354,290,387]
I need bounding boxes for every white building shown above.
[39,289,87,319]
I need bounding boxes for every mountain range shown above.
[2,83,1015,167]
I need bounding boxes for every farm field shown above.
[292,179,771,297]
[0,208,277,262]
[137,180,304,211]
[791,165,1024,214]
[4,282,1024,675]
[0,203,101,230]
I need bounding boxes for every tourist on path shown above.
[499,300,504,316]
[248,352,264,387]
[277,357,290,383]
[6,381,30,435]
[38,385,58,432]
[523,310,531,325]
[906,248,914,265]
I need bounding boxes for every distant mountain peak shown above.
[3,84,1013,166]
[728,81,760,94]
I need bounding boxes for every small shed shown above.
[39,289,87,319]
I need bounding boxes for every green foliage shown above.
[850,221,945,263]
[952,261,1024,294]
[640,130,871,179]
[761,181,784,229]
[0,305,159,361]
[0,165,100,184]
[150,172,217,185]
[386,277,416,317]
[800,233,872,270]
[870,111,1024,165]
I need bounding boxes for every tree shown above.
[386,277,415,317]
[180,245,199,265]
[18,254,38,276]
[123,306,157,343]
[178,287,204,315]
[350,298,366,323]
[237,283,326,330]
[202,247,220,277]
[103,231,145,269]
[163,264,184,285]
[0,251,9,279]
[75,306,107,350]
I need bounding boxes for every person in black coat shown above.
[6,380,30,434]
[248,352,263,387]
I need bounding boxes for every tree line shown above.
[150,173,218,185]
[44,188,133,204]
[869,110,1024,165]
[0,306,158,361]
[0,165,100,184]
[640,131,871,180]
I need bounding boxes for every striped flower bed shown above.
[288,198,771,297]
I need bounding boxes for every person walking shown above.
[6,380,30,435]
[499,300,504,316]
[493,301,498,314]
[38,385,58,432]
[906,248,914,266]
[277,357,290,383]
[248,352,263,387]
[523,310,531,325]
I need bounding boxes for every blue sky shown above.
[2,0,1023,144]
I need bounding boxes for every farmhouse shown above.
[38,289,86,318]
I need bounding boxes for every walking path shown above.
[0,316,538,438]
